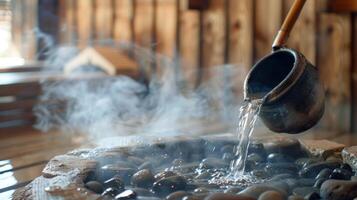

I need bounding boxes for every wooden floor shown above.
[0,128,87,199]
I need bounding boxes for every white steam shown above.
[34,40,248,139]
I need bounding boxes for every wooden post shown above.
[94,0,113,40]
[77,0,94,47]
[113,0,134,44]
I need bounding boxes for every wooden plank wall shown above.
[11,0,357,134]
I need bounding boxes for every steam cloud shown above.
[34,40,248,139]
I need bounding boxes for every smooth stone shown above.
[295,158,321,168]
[238,184,286,199]
[265,163,298,175]
[250,170,269,179]
[183,194,207,200]
[258,190,285,200]
[340,163,353,172]
[128,156,146,166]
[248,142,266,157]
[320,180,357,200]
[100,165,136,183]
[243,160,255,172]
[194,187,210,194]
[176,162,200,173]
[137,197,161,200]
[292,187,316,197]
[199,158,229,169]
[267,153,293,163]
[304,192,321,200]
[224,187,244,194]
[297,178,315,187]
[131,169,155,188]
[152,176,187,197]
[314,178,328,189]
[351,176,357,181]
[155,171,177,181]
[131,188,154,197]
[102,187,120,197]
[205,193,256,200]
[247,153,265,164]
[263,137,302,157]
[315,168,332,180]
[299,161,340,178]
[166,191,191,200]
[115,190,137,200]
[329,168,352,180]
[270,173,295,182]
[288,195,304,200]
[85,181,103,194]
[104,176,125,191]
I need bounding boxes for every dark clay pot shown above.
[244,48,325,134]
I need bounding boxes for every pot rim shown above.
[244,48,306,103]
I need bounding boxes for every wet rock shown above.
[238,184,286,199]
[295,158,321,168]
[258,190,285,200]
[199,158,229,169]
[320,180,357,200]
[288,195,304,200]
[183,194,207,200]
[304,192,320,200]
[264,137,303,157]
[154,171,177,181]
[313,178,327,189]
[102,187,120,197]
[194,187,210,194]
[270,173,295,182]
[351,176,357,181]
[115,189,137,200]
[250,170,269,179]
[166,191,191,200]
[329,168,352,180]
[152,175,187,197]
[85,181,103,194]
[131,169,155,188]
[176,162,200,173]
[300,139,345,159]
[267,153,293,163]
[340,163,353,172]
[100,164,136,183]
[137,197,161,200]
[224,186,244,194]
[299,161,340,178]
[195,171,211,179]
[292,187,316,197]
[104,176,125,191]
[297,178,315,187]
[315,168,332,180]
[128,156,146,166]
[247,153,265,164]
[265,163,298,175]
[248,142,266,157]
[205,193,255,200]
[131,188,154,197]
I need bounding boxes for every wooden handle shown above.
[272,0,307,49]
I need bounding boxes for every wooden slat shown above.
[227,0,253,68]
[11,0,23,55]
[0,112,35,124]
[352,15,357,132]
[22,0,38,60]
[283,0,316,63]
[113,0,134,43]
[0,99,37,111]
[155,0,178,58]
[254,0,282,61]
[201,0,226,80]
[134,0,154,48]
[59,0,77,44]
[94,0,113,40]
[77,0,94,47]
[317,13,352,133]
[179,0,200,89]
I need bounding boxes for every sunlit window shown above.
[0,0,24,67]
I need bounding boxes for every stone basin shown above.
[12,134,357,200]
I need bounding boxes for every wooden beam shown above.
[317,13,352,133]
[324,0,357,13]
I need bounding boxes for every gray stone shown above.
[292,187,316,197]
[342,146,357,171]
[85,181,103,194]
[238,184,287,199]
[205,193,256,200]
[199,157,229,169]
[131,169,155,188]
[166,191,191,200]
[115,190,137,200]
[258,190,285,200]
[152,175,187,197]
[320,180,357,200]
[299,161,340,178]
